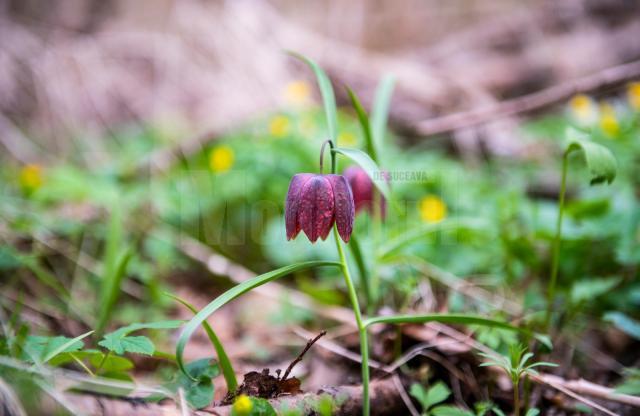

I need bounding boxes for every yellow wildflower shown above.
[269,115,291,138]
[19,164,43,192]
[284,80,311,106]
[232,394,253,415]
[419,195,447,223]
[209,145,235,173]
[627,82,640,111]
[568,94,596,125]
[337,132,358,147]
[599,103,620,138]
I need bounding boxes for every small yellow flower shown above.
[209,145,235,173]
[337,132,358,147]
[19,164,43,192]
[269,115,291,138]
[568,94,596,125]
[284,80,311,106]
[599,103,620,138]
[627,82,640,111]
[419,195,447,223]
[232,394,253,415]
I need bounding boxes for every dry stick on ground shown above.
[281,331,327,381]
[414,59,640,137]
[534,374,640,409]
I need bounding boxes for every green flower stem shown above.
[334,226,370,416]
[348,236,373,315]
[514,377,521,416]
[545,151,569,330]
[328,137,370,415]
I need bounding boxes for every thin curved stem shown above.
[334,226,369,416]
[319,139,336,174]
[545,151,569,330]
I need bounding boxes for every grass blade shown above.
[377,217,488,258]
[289,52,338,140]
[167,293,238,392]
[371,75,395,157]
[363,313,550,348]
[348,235,372,314]
[346,87,377,163]
[176,261,341,379]
[43,330,94,363]
[95,247,133,338]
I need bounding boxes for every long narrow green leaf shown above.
[167,293,238,392]
[363,313,551,349]
[377,217,488,258]
[332,147,391,201]
[95,248,133,337]
[176,261,341,379]
[346,87,377,163]
[43,330,94,363]
[348,236,372,313]
[289,52,338,140]
[21,257,69,299]
[371,75,395,156]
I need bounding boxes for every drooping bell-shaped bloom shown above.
[286,173,354,243]
[343,166,387,219]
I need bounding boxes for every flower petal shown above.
[298,175,335,243]
[285,173,314,240]
[327,174,354,242]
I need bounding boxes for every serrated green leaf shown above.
[565,131,617,185]
[525,409,540,416]
[99,334,154,355]
[99,320,182,355]
[23,335,86,364]
[409,383,429,409]
[424,382,451,409]
[175,261,340,379]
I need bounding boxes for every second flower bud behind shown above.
[343,166,387,219]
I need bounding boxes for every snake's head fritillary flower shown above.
[285,173,354,243]
[343,166,387,219]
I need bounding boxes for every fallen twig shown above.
[534,373,640,410]
[281,331,326,381]
[414,59,640,137]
